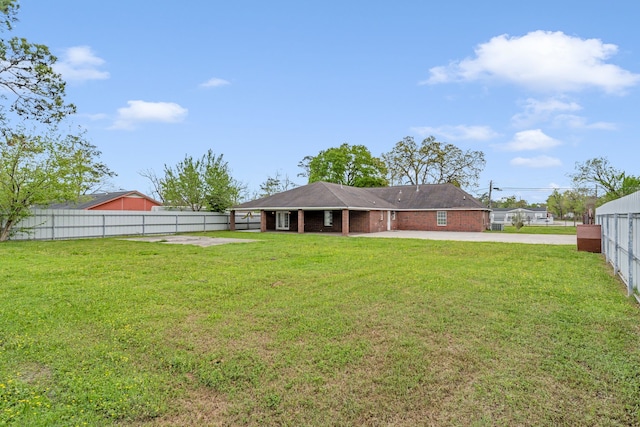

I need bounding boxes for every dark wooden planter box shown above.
[577,224,602,253]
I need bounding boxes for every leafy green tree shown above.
[570,157,640,204]
[298,143,387,187]
[160,150,243,212]
[546,189,565,219]
[511,210,526,230]
[0,1,75,124]
[0,3,108,241]
[564,189,587,224]
[492,195,529,209]
[382,136,485,189]
[621,175,640,197]
[0,126,114,241]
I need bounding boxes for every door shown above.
[276,211,290,230]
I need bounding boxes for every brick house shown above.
[49,191,162,211]
[231,181,490,235]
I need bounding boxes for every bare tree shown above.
[383,136,485,190]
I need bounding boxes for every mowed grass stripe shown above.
[1,232,638,426]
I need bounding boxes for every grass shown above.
[1,231,639,426]
[491,225,577,235]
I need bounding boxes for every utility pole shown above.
[488,180,501,209]
[488,181,493,209]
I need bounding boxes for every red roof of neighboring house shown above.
[48,191,162,211]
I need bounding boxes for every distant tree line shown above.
[296,136,486,190]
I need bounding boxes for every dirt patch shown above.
[144,386,230,426]
[124,235,258,247]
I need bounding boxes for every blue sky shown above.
[16,1,640,204]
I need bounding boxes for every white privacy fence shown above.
[596,191,640,298]
[10,209,260,241]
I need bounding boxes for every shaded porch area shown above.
[230,209,392,235]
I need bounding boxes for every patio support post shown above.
[260,210,267,232]
[342,209,349,236]
[298,209,305,234]
[229,210,236,231]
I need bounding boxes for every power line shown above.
[479,187,575,192]
[499,187,574,191]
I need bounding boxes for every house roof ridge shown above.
[326,181,399,209]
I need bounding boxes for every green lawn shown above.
[492,225,577,235]
[1,232,639,426]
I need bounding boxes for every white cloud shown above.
[200,77,230,88]
[511,97,617,130]
[512,97,582,127]
[412,125,499,141]
[110,100,188,130]
[510,156,562,168]
[552,114,617,130]
[421,31,640,93]
[53,46,110,82]
[498,129,561,151]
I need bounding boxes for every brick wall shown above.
[302,210,342,232]
[397,210,488,232]
[369,210,388,233]
[263,209,488,233]
[349,211,370,233]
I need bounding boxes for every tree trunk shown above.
[0,220,14,242]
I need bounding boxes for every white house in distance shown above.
[491,207,553,225]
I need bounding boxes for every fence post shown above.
[629,214,634,296]
[603,214,609,261]
[51,211,56,240]
[614,214,619,276]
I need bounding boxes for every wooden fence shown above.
[596,191,640,300]
[10,209,260,241]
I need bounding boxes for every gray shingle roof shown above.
[368,184,487,210]
[234,181,397,210]
[234,181,488,211]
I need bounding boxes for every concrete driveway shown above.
[353,230,576,245]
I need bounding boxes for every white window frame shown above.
[324,210,333,227]
[437,211,447,226]
[276,211,290,230]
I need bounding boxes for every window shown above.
[437,211,447,226]
[391,211,396,221]
[276,211,290,230]
[324,210,333,227]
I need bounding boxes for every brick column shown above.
[342,209,349,236]
[260,210,267,232]
[229,210,236,231]
[298,209,305,234]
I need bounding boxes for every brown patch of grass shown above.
[17,362,53,386]
[138,386,230,427]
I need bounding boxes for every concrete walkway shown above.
[353,230,576,245]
